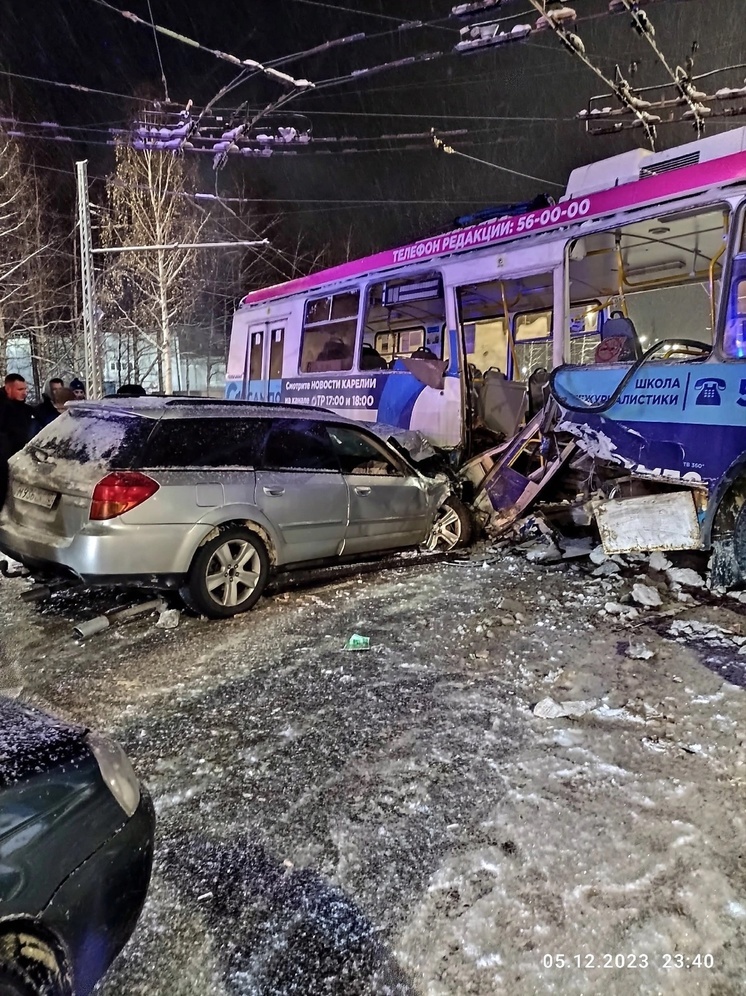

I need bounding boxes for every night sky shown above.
[1,0,740,256]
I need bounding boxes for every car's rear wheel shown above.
[181,527,270,618]
[0,934,66,996]
[423,496,474,552]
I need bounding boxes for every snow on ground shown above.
[1,546,746,995]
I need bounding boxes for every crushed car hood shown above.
[370,422,439,465]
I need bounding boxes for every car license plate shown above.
[13,485,56,509]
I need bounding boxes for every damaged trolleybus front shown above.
[551,132,746,586]
[227,126,746,582]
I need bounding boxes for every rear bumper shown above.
[0,519,211,584]
[0,537,186,590]
[41,790,155,996]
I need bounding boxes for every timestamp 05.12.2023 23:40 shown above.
[542,953,715,971]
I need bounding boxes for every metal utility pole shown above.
[76,160,104,398]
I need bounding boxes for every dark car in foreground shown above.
[0,399,472,618]
[0,697,154,995]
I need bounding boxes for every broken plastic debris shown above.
[533,697,597,719]
[559,537,595,560]
[524,540,563,563]
[344,634,370,651]
[156,608,181,629]
[630,583,662,608]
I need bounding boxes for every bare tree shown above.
[100,144,208,393]
[0,127,73,390]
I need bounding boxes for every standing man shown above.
[0,374,37,509]
[35,377,65,428]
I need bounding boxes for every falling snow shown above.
[2,544,746,995]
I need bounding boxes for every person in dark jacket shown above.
[116,384,147,397]
[34,377,65,428]
[0,375,36,459]
[0,374,38,509]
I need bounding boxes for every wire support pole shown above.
[75,160,104,399]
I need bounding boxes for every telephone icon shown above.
[694,377,726,406]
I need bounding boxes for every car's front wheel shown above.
[181,527,270,618]
[423,496,473,552]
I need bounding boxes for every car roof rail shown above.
[162,397,332,414]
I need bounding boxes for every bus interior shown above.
[359,273,448,370]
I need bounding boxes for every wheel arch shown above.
[0,919,72,996]
[705,457,746,588]
[188,512,281,569]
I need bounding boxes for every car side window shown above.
[139,418,271,468]
[325,425,402,477]
[262,419,340,472]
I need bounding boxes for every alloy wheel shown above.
[205,538,262,608]
[424,504,463,552]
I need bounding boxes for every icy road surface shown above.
[1,548,746,995]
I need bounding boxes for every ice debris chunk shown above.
[666,567,706,588]
[625,641,656,660]
[157,608,181,629]
[631,583,662,608]
[533,697,597,719]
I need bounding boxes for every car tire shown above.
[0,934,65,996]
[423,496,474,552]
[180,527,270,619]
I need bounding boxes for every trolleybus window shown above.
[567,203,729,362]
[300,291,359,373]
[717,217,746,358]
[361,273,445,369]
[457,272,554,378]
[269,327,285,380]
[514,306,601,376]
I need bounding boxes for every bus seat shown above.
[479,368,528,438]
[360,343,388,370]
[317,337,351,362]
[410,346,438,360]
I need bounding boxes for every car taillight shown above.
[90,471,159,520]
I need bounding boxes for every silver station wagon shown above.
[0,399,471,618]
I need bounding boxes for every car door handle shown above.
[263,486,285,497]
[354,486,371,496]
